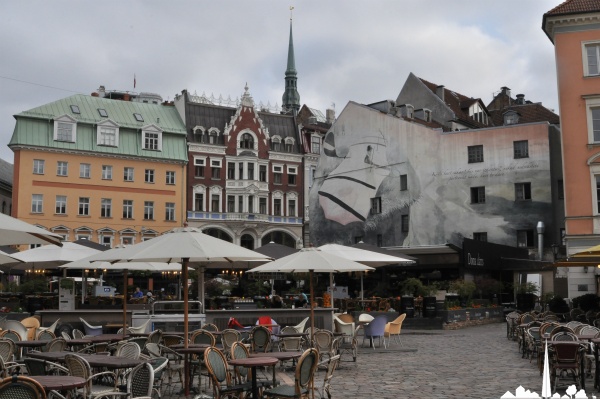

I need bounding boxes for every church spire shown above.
[282,7,300,115]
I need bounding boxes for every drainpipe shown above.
[536,221,545,261]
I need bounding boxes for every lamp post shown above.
[551,243,559,261]
[536,221,545,261]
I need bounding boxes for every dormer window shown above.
[53,115,77,143]
[142,125,162,151]
[240,133,254,149]
[271,136,281,152]
[504,111,519,125]
[424,109,432,122]
[208,129,220,144]
[469,102,489,125]
[97,120,120,147]
[284,138,295,153]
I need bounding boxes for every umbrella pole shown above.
[329,272,334,310]
[310,269,315,346]
[123,269,128,338]
[182,257,190,396]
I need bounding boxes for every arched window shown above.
[240,133,254,149]
[241,234,254,250]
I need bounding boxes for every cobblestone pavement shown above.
[161,322,559,399]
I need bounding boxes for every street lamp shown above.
[551,243,559,261]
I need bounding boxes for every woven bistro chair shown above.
[0,356,24,379]
[230,342,272,389]
[43,338,67,353]
[0,330,23,359]
[95,362,154,399]
[0,340,16,364]
[249,325,272,353]
[190,330,216,392]
[263,348,319,399]
[314,354,340,399]
[204,346,251,399]
[0,375,47,399]
[64,353,120,399]
[278,326,303,352]
[147,329,163,345]
[201,323,219,333]
[220,329,242,359]
[313,330,336,363]
[550,342,587,391]
[23,357,68,376]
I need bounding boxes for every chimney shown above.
[326,108,335,124]
[91,92,99,97]
[501,86,511,97]
[123,93,130,101]
[516,94,525,105]
[398,104,414,119]
[436,85,445,102]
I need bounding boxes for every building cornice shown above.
[544,12,600,42]
[269,153,303,163]
[188,144,227,155]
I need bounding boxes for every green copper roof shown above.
[10,94,188,162]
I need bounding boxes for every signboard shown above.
[248,272,286,281]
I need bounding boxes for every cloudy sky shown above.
[1,0,560,164]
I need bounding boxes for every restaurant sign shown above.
[462,238,528,270]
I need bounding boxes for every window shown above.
[400,174,407,191]
[123,200,133,219]
[33,159,45,175]
[239,163,244,180]
[515,182,532,201]
[377,234,383,247]
[209,131,218,144]
[248,163,254,180]
[513,140,529,159]
[401,214,409,232]
[274,199,282,216]
[101,198,112,218]
[57,161,68,176]
[584,42,600,76]
[504,111,519,125]
[165,203,175,221]
[55,195,66,214]
[473,232,487,242]
[166,171,175,185]
[578,284,589,292]
[124,167,134,182]
[195,158,205,178]
[78,197,90,216]
[194,193,204,211]
[271,138,281,152]
[354,236,363,244]
[288,199,296,216]
[470,187,485,204]
[592,107,600,143]
[100,235,113,247]
[248,196,254,213]
[309,167,316,188]
[56,121,75,142]
[259,198,267,214]
[227,163,235,179]
[240,133,254,149]
[259,165,267,182]
[98,108,108,118]
[31,194,43,213]
[134,113,144,122]
[285,141,293,153]
[144,201,154,220]
[227,196,235,212]
[211,195,219,212]
[211,160,221,179]
[80,163,90,178]
[468,145,484,163]
[273,165,283,184]
[517,229,534,248]
[121,237,134,246]
[70,105,80,114]
[144,131,159,150]
[238,196,243,213]
[98,126,117,146]
[558,179,564,200]
[145,169,155,183]
[288,167,297,185]
[370,197,382,214]
[311,136,321,154]
[597,176,600,213]
[102,165,112,180]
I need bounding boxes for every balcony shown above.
[187,211,303,225]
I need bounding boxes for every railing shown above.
[151,300,202,314]
[187,211,303,225]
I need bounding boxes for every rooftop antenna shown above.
[290,5,294,20]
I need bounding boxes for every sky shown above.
[0,0,561,164]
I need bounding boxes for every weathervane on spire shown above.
[290,6,294,21]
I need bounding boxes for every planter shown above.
[401,296,415,318]
[423,297,437,317]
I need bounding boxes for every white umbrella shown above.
[11,242,102,270]
[248,247,374,337]
[0,213,62,246]
[318,243,416,304]
[0,249,22,265]
[84,226,272,397]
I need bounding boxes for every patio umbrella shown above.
[320,243,416,303]
[0,249,21,265]
[248,247,374,338]
[80,226,272,396]
[11,242,103,270]
[0,213,62,246]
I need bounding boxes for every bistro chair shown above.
[292,317,309,334]
[38,319,60,336]
[314,354,340,399]
[147,329,163,345]
[127,319,151,335]
[79,318,103,336]
[36,330,56,342]
[204,346,251,399]
[220,329,242,358]
[230,342,272,389]
[550,342,587,391]
[0,330,23,359]
[43,338,67,353]
[20,317,40,341]
[1,321,28,342]
[249,326,272,353]
[23,358,68,376]
[263,348,319,399]
[279,326,303,353]
[313,330,336,363]
[0,356,24,379]
[0,375,47,399]
[64,354,120,399]
[95,362,154,399]
[0,339,16,364]
[72,329,85,339]
[202,323,219,333]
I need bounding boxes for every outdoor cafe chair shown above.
[292,317,309,334]
[204,346,251,399]
[313,330,336,363]
[201,323,219,332]
[314,354,340,399]
[362,315,388,349]
[0,339,16,364]
[279,326,303,353]
[36,330,56,342]
[95,362,154,399]
[0,330,23,359]
[249,326,272,353]
[38,319,60,336]
[1,321,28,342]
[72,329,85,340]
[20,317,40,341]
[220,329,242,359]
[566,320,583,330]
[145,343,183,390]
[127,319,151,335]
[551,331,579,342]
[191,329,216,346]
[384,313,406,346]
[147,329,162,345]
[79,318,103,336]
[263,348,319,399]
[550,341,587,391]
[64,353,120,399]
[44,338,67,353]
[0,375,47,399]
[0,355,24,379]
[23,358,68,377]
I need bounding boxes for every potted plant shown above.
[422,283,439,317]
[399,278,424,318]
[449,280,476,308]
[515,282,539,312]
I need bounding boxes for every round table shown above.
[65,338,93,346]
[14,340,47,348]
[251,351,303,377]
[229,356,279,399]
[28,375,86,391]
[87,334,129,343]
[172,344,212,396]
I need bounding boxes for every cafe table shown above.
[250,351,303,380]
[171,343,212,396]
[28,375,86,396]
[229,356,279,399]
[27,351,145,369]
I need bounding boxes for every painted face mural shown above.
[318,131,390,225]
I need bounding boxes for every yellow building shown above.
[9,91,188,246]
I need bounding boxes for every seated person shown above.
[294,293,308,308]
[271,295,283,308]
[133,287,144,299]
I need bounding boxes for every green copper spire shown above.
[282,14,300,115]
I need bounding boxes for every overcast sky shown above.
[1,0,560,164]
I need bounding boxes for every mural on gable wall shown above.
[309,101,554,247]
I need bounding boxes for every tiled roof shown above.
[489,103,560,126]
[0,159,12,186]
[545,0,600,15]
[418,77,489,129]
